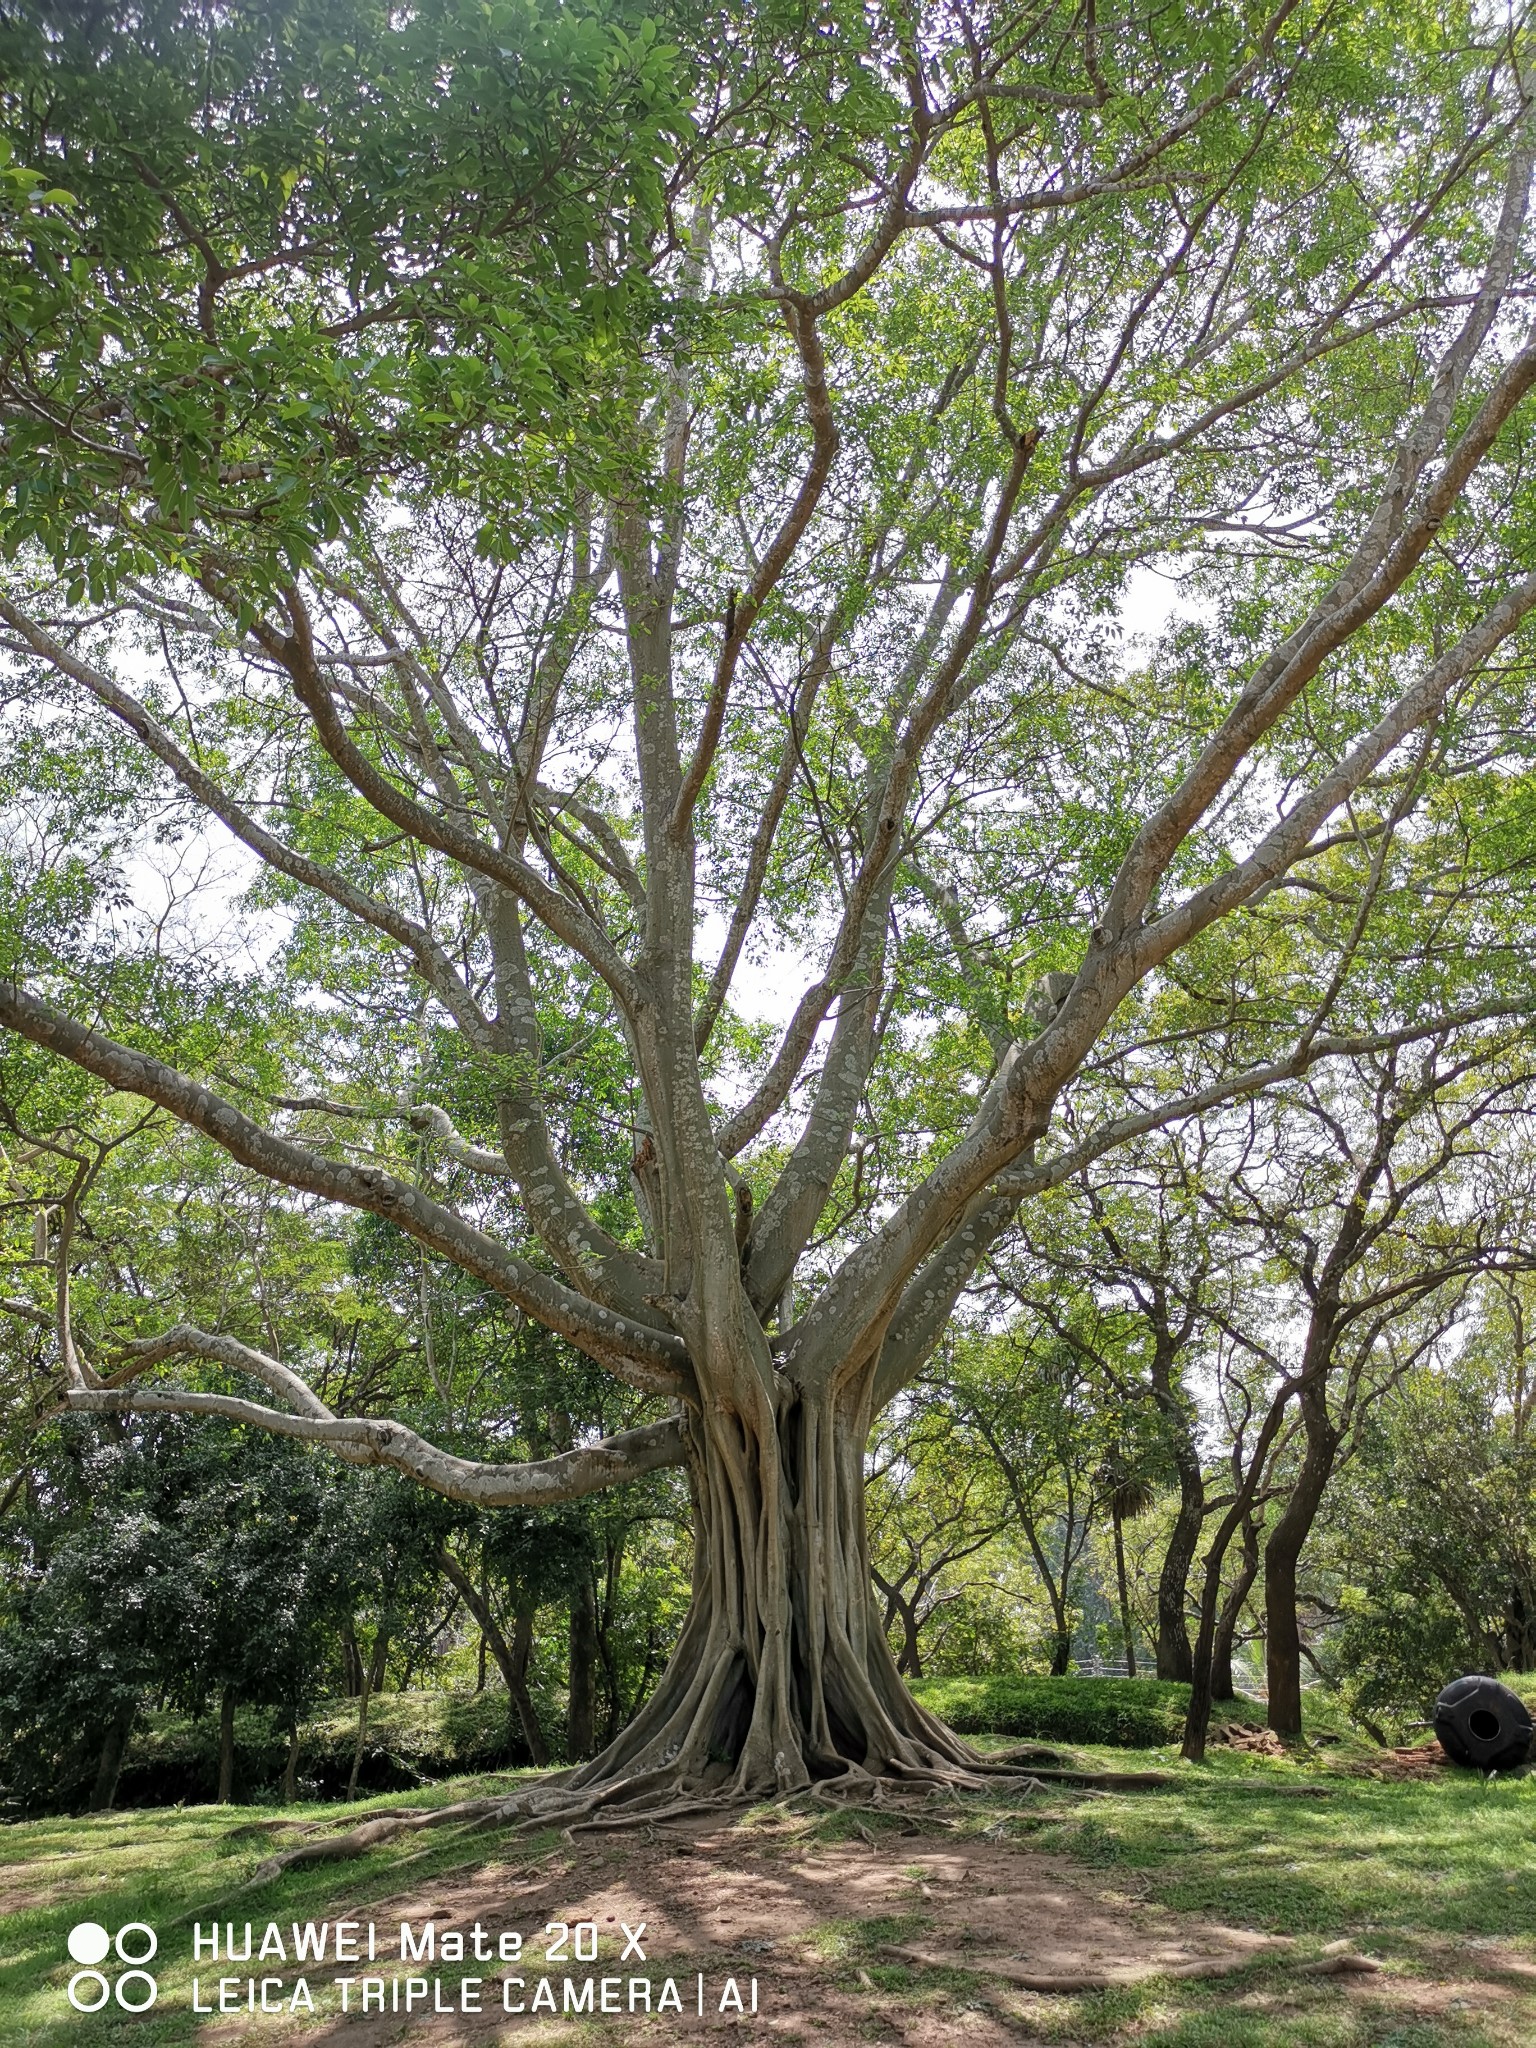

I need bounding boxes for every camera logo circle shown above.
[66,1922,157,2011]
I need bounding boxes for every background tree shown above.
[987,1159,1247,1682]
[1194,1043,1536,1738]
[0,1415,350,1811]
[1312,1335,1536,1730]
[946,1327,1126,1676]
[867,1392,1008,1677]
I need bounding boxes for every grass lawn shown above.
[0,1737,1531,2047]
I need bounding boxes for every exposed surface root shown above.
[244,1795,511,1884]
[232,1746,1183,1885]
[565,1797,731,1837]
[81,1789,1451,2047]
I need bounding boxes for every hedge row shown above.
[909,1674,1267,1747]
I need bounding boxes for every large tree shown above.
[5,0,1536,1822]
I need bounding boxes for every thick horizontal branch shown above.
[65,1384,686,1508]
[118,1323,336,1418]
[405,1103,515,1177]
[0,981,690,1399]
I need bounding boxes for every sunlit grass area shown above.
[1,1741,1531,2047]
[0,1773,536,2047]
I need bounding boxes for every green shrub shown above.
[909,1674,1266,1748]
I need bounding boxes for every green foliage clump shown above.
[1312,1362,1536,1730]
[0,1415,352,1812]
[909,1674,1265,1748]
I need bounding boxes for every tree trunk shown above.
[1047,1600,1072,1676]
[1212,1514,1261,1702]
[1155,1437,1205,1681]
[1182,1387,1295,1762]
[568,1569,599,1761]
[595,1536,628,1747]
[1142,1333,1205,1682]
[897,1604,923,1679]
[341,1620,364,1697]
[507,1604,545,1762]
[346,1631,389,1801]
[1264,1382,1339,1737]
[874,1577,924,1677]
[562,1395,977,1809]
[1507,1578,1536,1670]
[217,1685,237,1805]
[434,1544,550,1765]
[89,1701,135,1813]
[1183,1511,1249,1762]
[280,1723,301,1805]
[1113,1509,1137,1679]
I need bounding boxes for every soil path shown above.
[199,1812,1295,2046]
[188,1809,1535,2045]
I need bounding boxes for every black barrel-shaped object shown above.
[1432,1675,1533,1772]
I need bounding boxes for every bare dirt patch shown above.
[1333,1742,1455,1781]
[200,1809,1348,2047]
